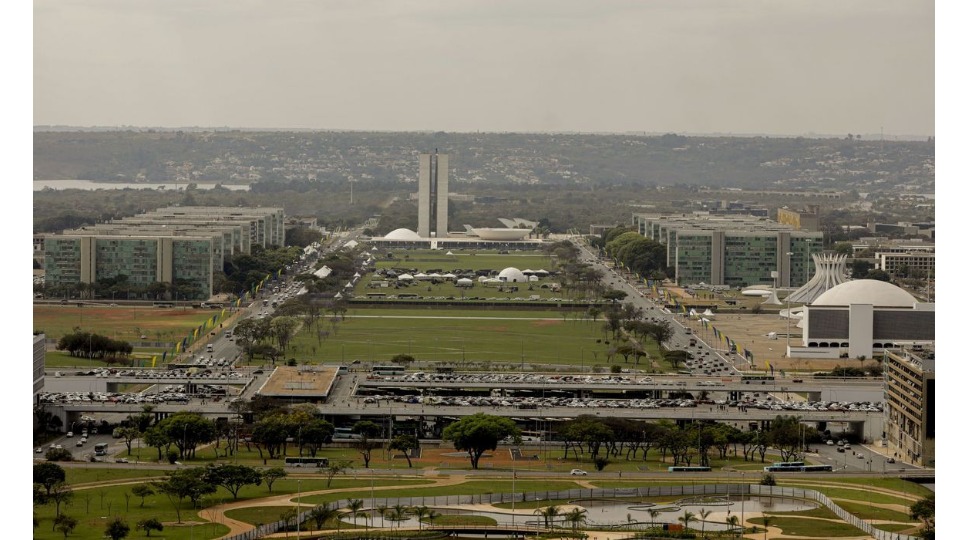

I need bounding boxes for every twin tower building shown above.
[417,151,449,238]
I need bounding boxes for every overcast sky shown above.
[34,1,935,137]
[33,0,934,135]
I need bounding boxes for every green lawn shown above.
[803,477,933,498]
[284,306,615,366]
[804,486,913,507]
[762,516,866,537]
[872,522,920,533]
[65,467,169,485]
[833,500,912,522]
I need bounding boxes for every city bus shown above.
[741,375,775,384]
[763,461,804,472]
[284,457,329,468]
[764,462,832,472]
[667,466,712,472]
[332,427,362,440]
[94,443,109,456]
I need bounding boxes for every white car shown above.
[570,469,588,476]
[35,447,43,454]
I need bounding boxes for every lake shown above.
[34,179,250,191]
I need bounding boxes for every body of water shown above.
[341,496,817,532]
[34,179,250,191]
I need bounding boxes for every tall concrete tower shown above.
[417,151,449,238]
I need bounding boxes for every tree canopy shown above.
[442,414,520,469]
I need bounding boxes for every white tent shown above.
[414,273,430,279]
[529,275,539,282]
[689,309,699,317]
[343,240,359,249]
[313,266,332,279]
[456,278,474,287]
[443,273,458,280]
[344,282,353,288]
[703,309,714,317]
[446,251,455,255]
[398,274,414,281]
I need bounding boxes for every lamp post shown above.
[296,479,302,539]
[740,471,745,539]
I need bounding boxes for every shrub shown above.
[759,474,777,486]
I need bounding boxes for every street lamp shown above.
[740,471,745,539]
[296,479,302,539]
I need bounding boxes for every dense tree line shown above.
[56,331,132,360]
[556,415,818,468]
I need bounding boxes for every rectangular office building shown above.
[634,213,822,288]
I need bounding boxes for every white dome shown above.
[497,267,528,282]
[384,228,422,241]
[812,279,917,307]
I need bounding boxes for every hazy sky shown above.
[34,1,935,136]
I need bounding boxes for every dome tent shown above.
[497,267,528,283]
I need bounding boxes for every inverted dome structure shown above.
[471,228,532,240]
[384,228,422,241]
[785,253,849,304]
[812,279,917,307]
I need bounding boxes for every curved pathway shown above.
[199,474,470,539]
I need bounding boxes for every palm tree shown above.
[725,515,740,539]
[564,508,588,533]
[356,511,369,531]
[760,514,773,540]
[699,508,713,538]
[535,505,561,530]
[678,510,696,532]
[375,504,389,529]
[411,506,431,531]
[345,499,364,528]
[646,508,661,528]
[390,503,408,526]
[307,503,337,531]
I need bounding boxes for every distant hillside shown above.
[33,130,934,195]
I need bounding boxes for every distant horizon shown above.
[32,125,932,142]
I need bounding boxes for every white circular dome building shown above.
[383,228,422,241]
[812,279,917,307]
[799,279,932,360]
